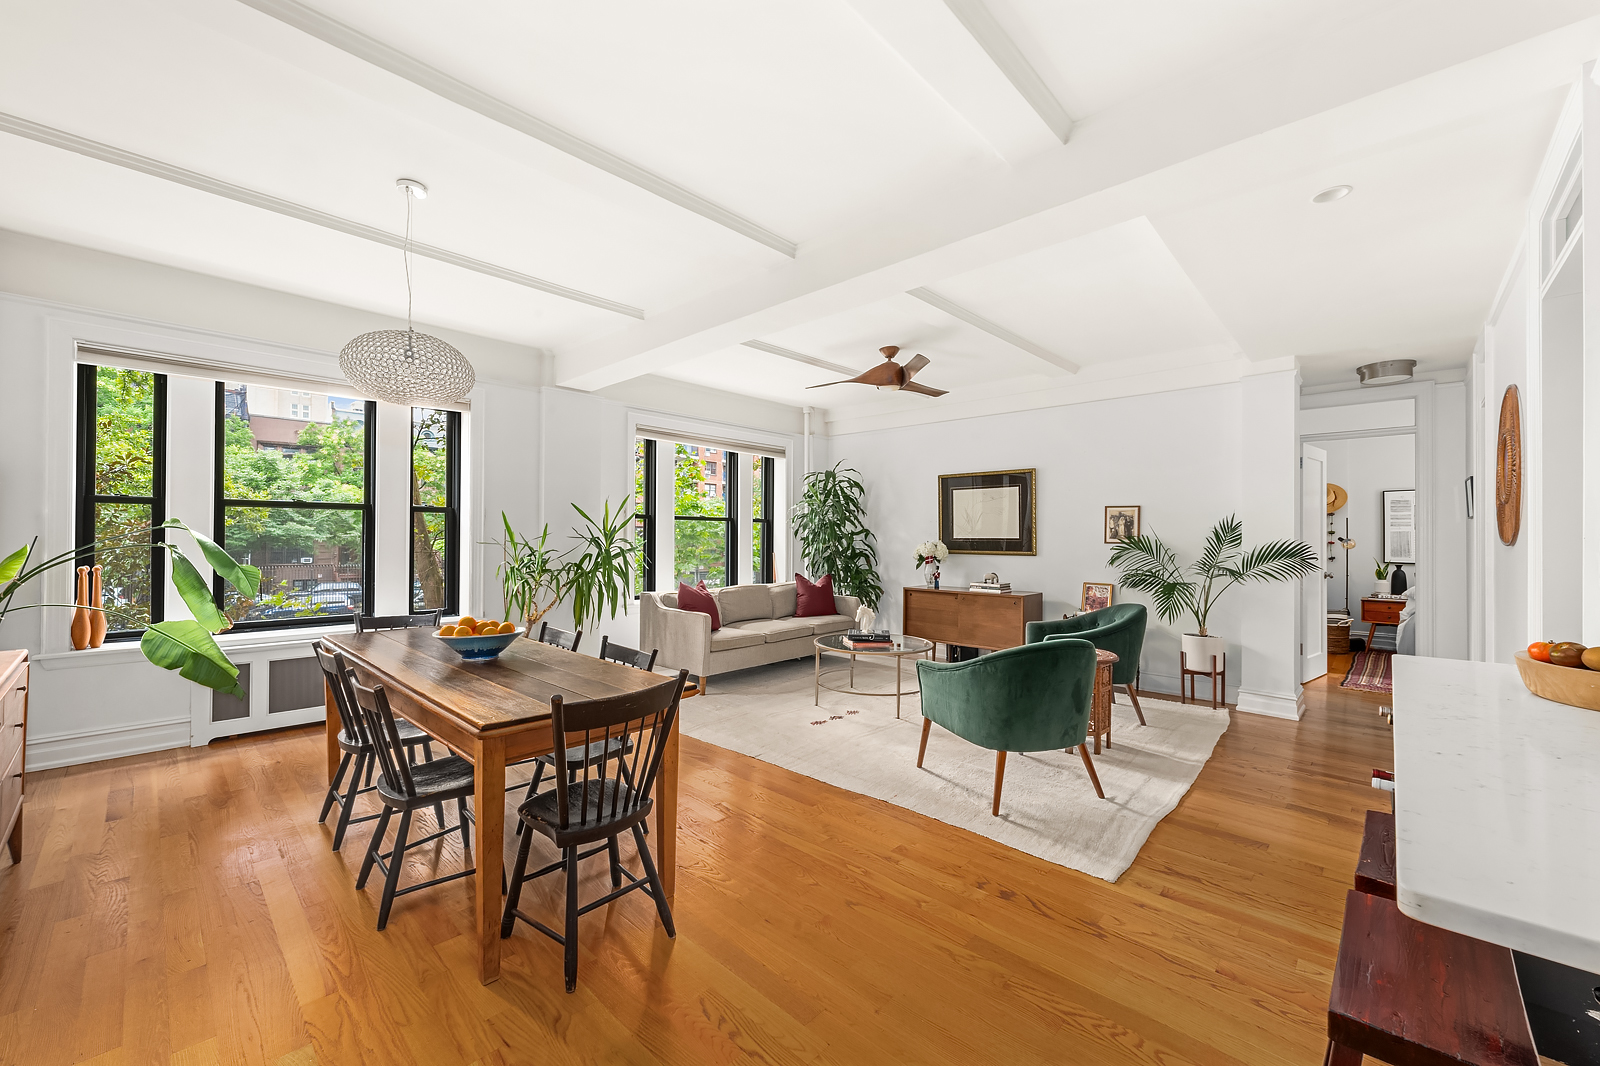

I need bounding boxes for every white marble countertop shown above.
[1393,655,1600,973]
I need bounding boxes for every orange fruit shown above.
[438,625,458,636]
[477,621,498,635]
[496,621,515,634]
[457,615,477,630]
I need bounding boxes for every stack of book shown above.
[843,630,893,649]
[968,581,1012,593]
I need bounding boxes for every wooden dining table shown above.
[322,628,681,985]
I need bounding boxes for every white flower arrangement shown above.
[914,540,948,569]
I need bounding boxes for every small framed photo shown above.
[1104,505,1140,544]
[1081,582,1114,612]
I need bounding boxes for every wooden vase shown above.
[89,565,107,648]
[71,566,91,651]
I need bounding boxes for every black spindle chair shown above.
[314,644,442,850]
[598,636,657,673]
[501,670,687,992]
[355,610,443,633]
[535,622,583,652]
[350,679,478,930]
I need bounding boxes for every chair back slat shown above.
[550,670,687,832]
[314,643,366,745]
[356,611,443,633]
[598,636,658,672]
[536,622,584,653]
[349,680,416,799]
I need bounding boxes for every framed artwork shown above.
[938,469,1036,555]
[1104,505,1140,544]
[1081,582,1114,612]
[1382,489,1417,564]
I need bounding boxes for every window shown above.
[410,408,459,613]
[674,443,734,588]
[215,382,373,627]
[289,403,309,419]
[634,438,655,596]
[751,454,774,584]
[75,364,166,636]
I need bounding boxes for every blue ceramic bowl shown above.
[435,626,523,662]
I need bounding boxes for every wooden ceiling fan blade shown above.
[901,353,930,379]
[857,361,904,387]
[805,379,857,389]
[900,380,948,397]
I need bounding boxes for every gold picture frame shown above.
[1081,582,1114,612]
[938,469,1036,555]
[1104,505,1140,544]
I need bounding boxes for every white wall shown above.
[1322,434,1416,630]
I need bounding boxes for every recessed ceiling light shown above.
[1312,185,1352,204]
[396,177,427,199]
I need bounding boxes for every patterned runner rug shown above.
[1341,648,1394,692]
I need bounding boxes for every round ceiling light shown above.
[1355,359,1416,387]
[1312,185,1353,204]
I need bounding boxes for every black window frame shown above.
[635,437,656,596]
[409,407,461,615]
[212,381,376,631]
[752,454,775,584]
[75,362,168,640]
[671,446,737,589]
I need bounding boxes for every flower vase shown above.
[71,566,91,651]
[923,567,936,587]
[88,565,107,648]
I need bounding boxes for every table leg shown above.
[655,722,679,901]
[896,655,902,719]
[814,645,820,706]
[324,681,340,783]
[472,734,506,984]
[850,653,855,687]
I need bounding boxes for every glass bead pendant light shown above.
[339,179,475,405]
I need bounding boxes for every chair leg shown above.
[331,751,367,852]
[1125,683,1146,726]
[607,834,623,888]
[632,823,675,938]
[456,796,471,850]
[917,718,932,768]
[376,808,412,931]
[1078,744,1105,799]
[319,751,352,823]
[356,805,392,889]
[563,846,580,993]
[501,817,535,937]
[992,750,1007,817]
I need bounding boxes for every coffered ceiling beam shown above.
[941,0,1072,144]
[234,0,797,258]
[0,112,645,318]
[906,287,1078,373]
[740,340,857,377]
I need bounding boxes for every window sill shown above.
[33,621,358,667]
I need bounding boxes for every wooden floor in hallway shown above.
[0,664,1394,1066]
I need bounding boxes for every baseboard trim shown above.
[1234,688,1305,720]
[27,715,191,770]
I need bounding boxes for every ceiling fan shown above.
[806,346,948,397]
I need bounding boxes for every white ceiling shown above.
[0,0,1595,424]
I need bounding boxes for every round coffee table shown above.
[813,633,934,718]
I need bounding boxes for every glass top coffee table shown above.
[814,633,934,719]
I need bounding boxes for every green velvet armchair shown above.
[914,638,1105,816]
[1025,603,1148,726]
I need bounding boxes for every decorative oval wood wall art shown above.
[1496,385,1521,545]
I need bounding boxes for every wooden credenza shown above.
[903,587,1043,652]
[0,651,26,865]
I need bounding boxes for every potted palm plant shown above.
[1107,515,1319,671]
[791,462,882,609]
[492,500,642,630]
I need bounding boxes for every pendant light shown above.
[339,178,475,405]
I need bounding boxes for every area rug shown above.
[1341,648,1393,692]
[678,658,1230,883]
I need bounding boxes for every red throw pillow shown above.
[676,581,720,630]
[795,573,835,617]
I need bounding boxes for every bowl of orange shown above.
[435,616,522,661]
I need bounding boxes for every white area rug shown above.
[680,657,1230,882]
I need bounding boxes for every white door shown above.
[1301,444,1329,682]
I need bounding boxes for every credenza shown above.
[0,650,27,865]
[902,587,1043,653]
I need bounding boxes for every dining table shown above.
[322,627,682,985]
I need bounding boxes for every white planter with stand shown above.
[1375,576,1391,595]
[1181,633,1225,671]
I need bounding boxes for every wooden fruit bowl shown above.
[1514,652,1600,711]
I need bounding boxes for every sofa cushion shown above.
[805,613,854,637]
[715,583,773,624]
[677,581,720,630]
[709,626,765,651]
[769,582,798,620]
[726,618,812,644]
[795,573,835,617]
[659,592,679,608]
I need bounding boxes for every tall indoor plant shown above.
[1107,515,1318,669]
[791,462,882,609]
[493,500,642,630]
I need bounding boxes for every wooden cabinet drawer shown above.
[0,745,20,840]
[1362,599,1404,625]
[0,670,23,773]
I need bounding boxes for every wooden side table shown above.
[1089,649,1118,754]
[1360,596,1404,649]
[1180,649,1226,709]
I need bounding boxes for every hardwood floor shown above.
[0,667,1392,1065]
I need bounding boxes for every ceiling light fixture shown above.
[1355,359,1416,386]
[1312,185,1353,203]
[338,178,474,405]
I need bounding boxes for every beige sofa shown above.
[640,582,860,689]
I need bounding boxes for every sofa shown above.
[640,582,860,690]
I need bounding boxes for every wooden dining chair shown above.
[502,669,687,992]
[313,644,442,851]
[350,679,478,930]
[355,610,443,633]
[535,622,583,653]
[598,636,657,672]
